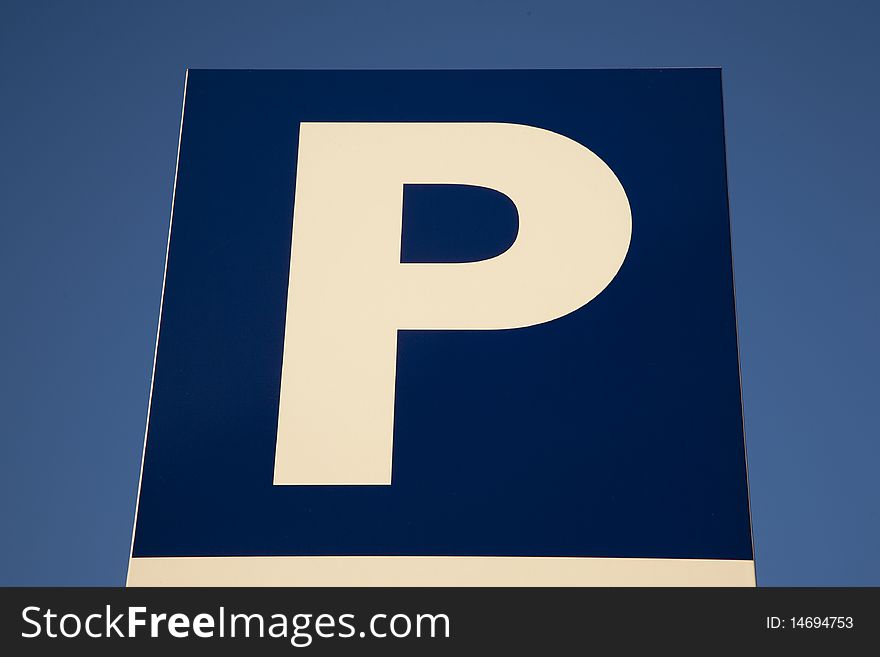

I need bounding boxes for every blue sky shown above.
[0,1,877,585]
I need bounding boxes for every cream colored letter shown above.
[274,123,631,485]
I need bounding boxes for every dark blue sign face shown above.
[131,70,752,564]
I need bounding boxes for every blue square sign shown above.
[128,70,754,585]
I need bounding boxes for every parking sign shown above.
[128,70,754,585]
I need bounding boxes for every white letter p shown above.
[275,123,631,485]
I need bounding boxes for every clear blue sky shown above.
[1,0,877,585]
